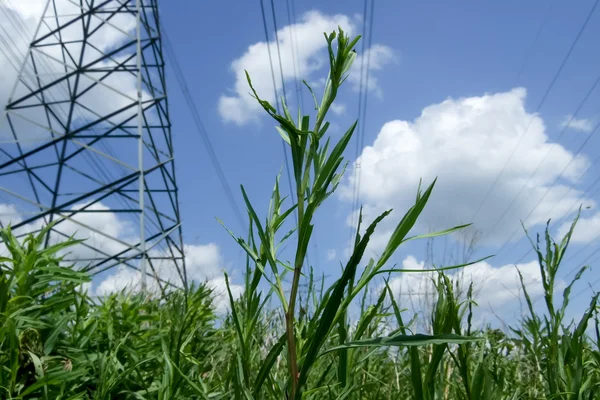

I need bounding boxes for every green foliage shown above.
[0,224,89,398]
[514,213,600,399]
[1,183,599,400]
[0,225,224,399]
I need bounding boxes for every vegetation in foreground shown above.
[1,29,599,399]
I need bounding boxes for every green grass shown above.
[1,29,599,399]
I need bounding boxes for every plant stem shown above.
[286,266,302,398]
[286,175,306,398]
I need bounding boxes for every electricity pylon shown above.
[0,0,186,293]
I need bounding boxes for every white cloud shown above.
[0,201,244,312]
[85,238,245,314]
[385,255,555,326]
[561,115,595,133]
[93,244,245,313]
[0,201,135,263]
[183,243,225,280]
[76,281,93,295]
[93,241,226,296]
[557,211,600,244]
[218,11,393,125]
[206,276,244,313]
[4,0,49,21]
[0,204,22,226]
[327,248,337,261]
[330,103,346,116]
[218,11,353,125]
[340,88,591,251]
[309,77,328,89]
[1,0,145,144]
[349,44,396,97]
[55,202,135,257]
[94,267,140,296]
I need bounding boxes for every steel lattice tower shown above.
[0,0,186,293]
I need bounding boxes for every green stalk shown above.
[286,253,303,397]
[285,134,307,398]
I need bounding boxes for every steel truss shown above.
[0,0,186,293]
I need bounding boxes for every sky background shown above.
[2,0,600,325]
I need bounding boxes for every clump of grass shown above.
[0,224,89,398]
[0,224,226,399]
[514,214,600,399]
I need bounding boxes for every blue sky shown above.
[1,0,600,322]
[159,0,600,319]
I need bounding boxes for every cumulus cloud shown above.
[340,88,591,251]
[207,276,245,313]
[561,115,595,133]
[348,44,397,97]
[0,1,44,94]
[93,241,226,296]
[330,103,347,116]
[0,201,244,312]
[0,204,22,226]
[385,255,554,326]
[0,201,135,263]
[1,0,147,146]
[218,10,393,125]
[71,219,243,311]
[91,243,244,313]
[557,211,600,244]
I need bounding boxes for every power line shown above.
[546,171,600,229]
[564,243,600,279]
[469,0,599,226]
[258,0,281,112]
[269,0,288,105]
[350,0,368,239]
[285,0,302,109]
[161,28,246,231]
[559,208,600,274]
[259,0,296,227]
[268,0,297,224]
[460,1,556,227]
[283,0,312,269]
[350,0,374,240]
[356,0,375,216]
[290,0,303,109]
[513,0,556,84]
[262,0,313,269]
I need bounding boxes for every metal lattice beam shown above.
[0,0,186,293]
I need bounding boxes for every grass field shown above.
[1,28,599,399]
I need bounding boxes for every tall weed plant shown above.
[219,28,485,399]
